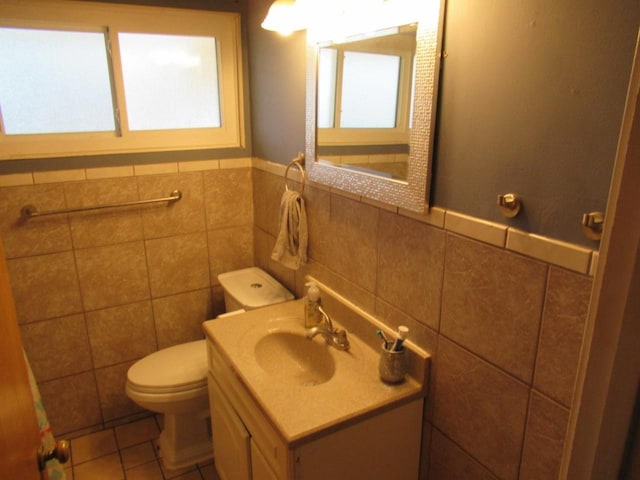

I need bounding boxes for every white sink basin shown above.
[254,331,335,386]
[204,298,428,442]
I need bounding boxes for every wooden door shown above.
[0,240,42,479]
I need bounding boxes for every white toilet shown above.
[125,267,294,470]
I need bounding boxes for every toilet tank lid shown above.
[127,340,207,390]
[218,267,294,309]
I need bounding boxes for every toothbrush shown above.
[390,325,409,352]
[376,329,390,349]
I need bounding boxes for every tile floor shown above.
[63,416,220,480]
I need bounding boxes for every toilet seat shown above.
[127,340,207,394]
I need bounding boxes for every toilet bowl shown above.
[125,267,293,471]
[126,340,210,470]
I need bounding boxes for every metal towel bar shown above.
[21,190,182,219]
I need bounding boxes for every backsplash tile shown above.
[207,225,254,286]
[65,177,143,249]
[178,159,220,172]
[251,159,595,480]
[151,288,212,348]
[0,183,71,258]
[506,229,592,274]
[374,298,438,355]
[2,157,596,480]
[133,163,178,176]
[138,172,206,239]
[444,210,507,247]
[399,205,446,228]
[39,371,103,435]
[8,251,83,323]
[303,183,332,269]
[0,172,34,187]
[85,165,134,180]
[75,241,150,311]
[203,168,253,229]
[429,428,498,480]
[34,169,86,184]
[20,313,92,382]
[253,226,297,292]
[86,301,156,368]
[1,166,254,438]
[252,168,285,237]
[325,194,379,292]
[519,391,570,480]
[220,157,252,169]
[145,232,210,297]
[433,337,529,480]
[377,210,445,330]
[534,267,593,407]
[95,361,143,422]
[441,234,547,383]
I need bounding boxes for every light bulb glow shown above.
[261,0,436,43]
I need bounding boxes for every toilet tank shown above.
[218,267,294,312]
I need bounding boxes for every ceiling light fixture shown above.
[261,0,307,36]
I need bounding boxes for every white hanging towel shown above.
[271,189,308,270]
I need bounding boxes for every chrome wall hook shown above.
[582,211,605,240]
[497,193,522,218]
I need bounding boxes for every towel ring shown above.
[284,153,306,194]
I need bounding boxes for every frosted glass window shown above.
[0,27,115,135]
[340,52,400,128]
[119,33,221,131]
[317,48,338,128]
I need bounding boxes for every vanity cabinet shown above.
[207,339,424,480]
[208,373,252,480]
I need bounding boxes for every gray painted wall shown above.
[247,0,307,164]
[433,0,640,246]
[248,0,640,247]
[2,0,638,246]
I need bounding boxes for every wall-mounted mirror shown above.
[305,1,444,212]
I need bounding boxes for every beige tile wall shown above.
[252,159,594,480]
[0,161,254,436]
[1,157,594,479]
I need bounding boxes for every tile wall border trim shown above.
[253,157,599,275]
[0,157,253,187]
[0,156,599,276]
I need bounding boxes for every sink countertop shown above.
[203,299,427,446]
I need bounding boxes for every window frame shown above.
[0,0,244,160]
[317,42,414,147]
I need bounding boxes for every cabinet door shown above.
[295,399,423,480]
[208,374,252,480]
[251,441,280,480]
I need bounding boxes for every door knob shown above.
[37,439,70,471]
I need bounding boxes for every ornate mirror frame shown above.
[305,1,444,212]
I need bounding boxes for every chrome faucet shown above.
[306,305,350,351]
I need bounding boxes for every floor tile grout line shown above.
[68,415,215,480]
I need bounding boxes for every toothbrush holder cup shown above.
[378,344,407,384]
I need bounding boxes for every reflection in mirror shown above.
[306,1,444,212]
[317,24,417,181]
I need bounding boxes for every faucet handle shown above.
[334,330,350,350]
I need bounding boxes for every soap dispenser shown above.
[304,281,322,328]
